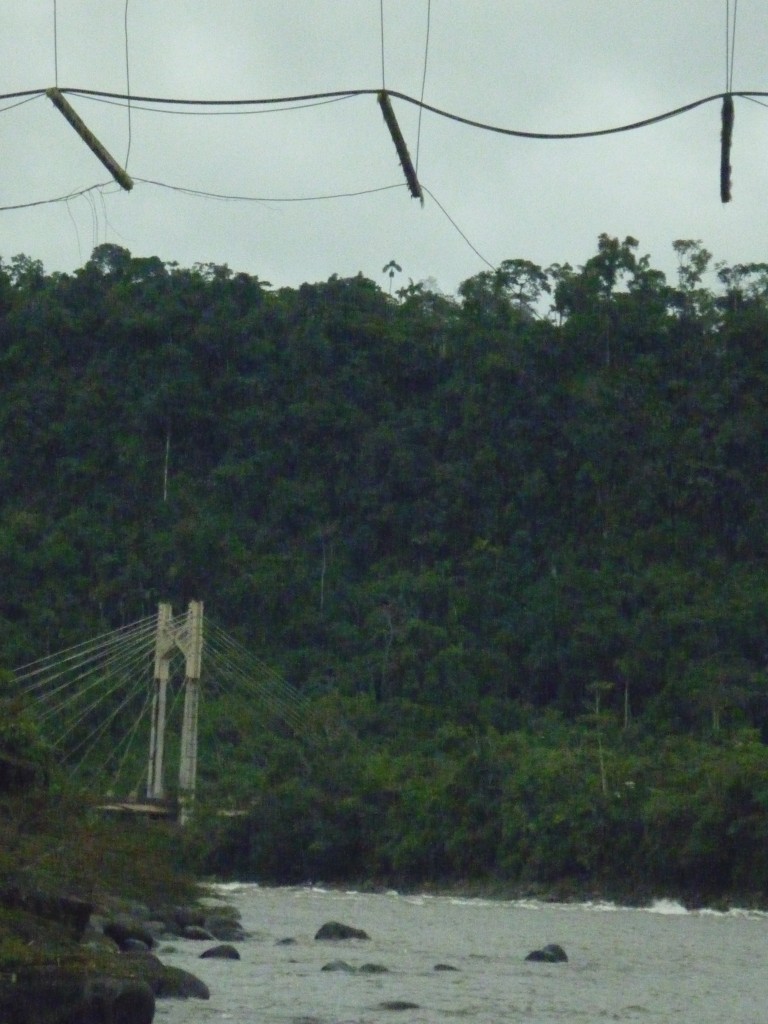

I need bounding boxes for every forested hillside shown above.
[3,235,768,903]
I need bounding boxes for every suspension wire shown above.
[380,0,386,89]
[123,0,132,168]
[53,0,58,86]
[421,183,496,271]
[729,0,738,92]
[415,0,431,175]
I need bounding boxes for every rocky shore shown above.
[0,883,248,1023]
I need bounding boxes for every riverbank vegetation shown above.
[3,235,768,906]
[0,685,196,969]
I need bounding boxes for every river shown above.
[154,884,768,1024]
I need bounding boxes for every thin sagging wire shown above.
[726,0,739,93]
[74,92,356,116]
[0,182,114,213]
[421,183,496,271]
[415,0,431,175]
[53,0,58,87]
[123,0,132,168]
[0,94,44,115]
[134,177,404,204]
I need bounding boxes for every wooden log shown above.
[46,87,133,191]
[377,91,423,204]
[720,93,734,203]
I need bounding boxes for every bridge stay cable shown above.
[29,625,156,720]
[13,613,157,680]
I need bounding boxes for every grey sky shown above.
[1,2,766,294]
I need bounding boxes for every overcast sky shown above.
[1,2,766,295]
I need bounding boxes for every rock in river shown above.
[314,921,370,941]
[525,942,568,963]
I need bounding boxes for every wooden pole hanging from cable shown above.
[720,93,734,203]
[377,90,423,204]
[46,87,134,191]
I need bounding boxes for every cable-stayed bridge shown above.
[12,602,309,823]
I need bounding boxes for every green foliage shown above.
[2,238,768,900]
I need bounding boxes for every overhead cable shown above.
[49,85,768,140]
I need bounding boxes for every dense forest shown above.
[3,234,768,905]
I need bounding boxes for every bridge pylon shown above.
[146,600,203,822]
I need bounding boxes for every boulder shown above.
[204,915,248,942]
[433,963,459,971]
[82,976,156,1024]
[380,1000,420,1011]
[151,964,210,1000]
[121,937,151,953]
[0,887,93,941]
[525,942,568,963]
[321,960,356,972]
[103,919,156,951]
[170,906,206,932]
[314,921,370,941]
[180,925,216,941]
[122,951,210,1000]
[200,943,241,960]
[0,967,155,1024]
